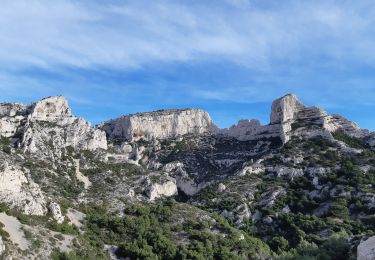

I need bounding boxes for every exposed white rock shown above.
[357,236,375,260]
[238,163,265,176]
[259,188,286,209]
[29,96,71,121]
[101,109,216,142]
[234,203,251,225]
[0,103,27,138]
[175,174,208,196]
[163,161,184,173]
[266,166,304,179]
[281,205,291,213]
[66,208,85,228]
[0,212,29,250]
[0,162,46,215]
[145,177,178,201]
[0,96,107,156]
[217,183,226,192]
[49,202,65,224]
[0,236,5,256]
[218,94,373,144]
[263,216,273,225]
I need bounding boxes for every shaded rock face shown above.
[0,162,47,215]
[220,94,369,144]
[357,236,375,260]
[101,109,216,142]
[0,96,107,155]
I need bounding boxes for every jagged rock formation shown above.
[0,162,46,215]
[357,236,375,260]
[0,96,107,156]
[220,94,370,144]
[101,109,216,142]
[0,94,374,259]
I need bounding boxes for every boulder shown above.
[145,177,178,201]
[49,202,65,224]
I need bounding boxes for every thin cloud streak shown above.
[0,0,375,70]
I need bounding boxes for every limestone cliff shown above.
[0,96,107,156]
[219,94,371,144]
[101,109,216,142]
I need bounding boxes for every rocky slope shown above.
[0,94,374,259]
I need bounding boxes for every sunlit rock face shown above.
[101,109,216,142]
[0,96,107,156]
[0,162,47,215]
[219,94,370,144]
[0,103,27,138]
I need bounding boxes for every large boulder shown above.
[145,177,178,201]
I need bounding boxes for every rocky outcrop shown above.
[145,177,178,201]
[219,94,371,144]
[0,236,5,256]
[357,236,375,260]
[0,162,47,215]
[0,103,27,138]
[49,202,65,224]
[101,109,216,142]
[0,96,107,156]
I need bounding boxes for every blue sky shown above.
[1,0,375,129]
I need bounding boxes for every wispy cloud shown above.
[1,0,375,70]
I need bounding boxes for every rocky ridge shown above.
[0,96,107,157]
[219,94,370,144]
[0,94,374,259]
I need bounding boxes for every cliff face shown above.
[101,109,216,142]
[0,96,107,156]
[220,94,370,144]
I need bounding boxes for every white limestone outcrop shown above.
[49,202,65,224]
[101,109,216,142]
[0,162,47,215]
[0,96,107,156]
[220,94,371,144]
[0,236,5,256]
[357,236,375,260]
[145,177,178,201]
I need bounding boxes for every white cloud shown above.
[0,0,374,71]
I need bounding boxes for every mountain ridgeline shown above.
[0,94,374,259]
